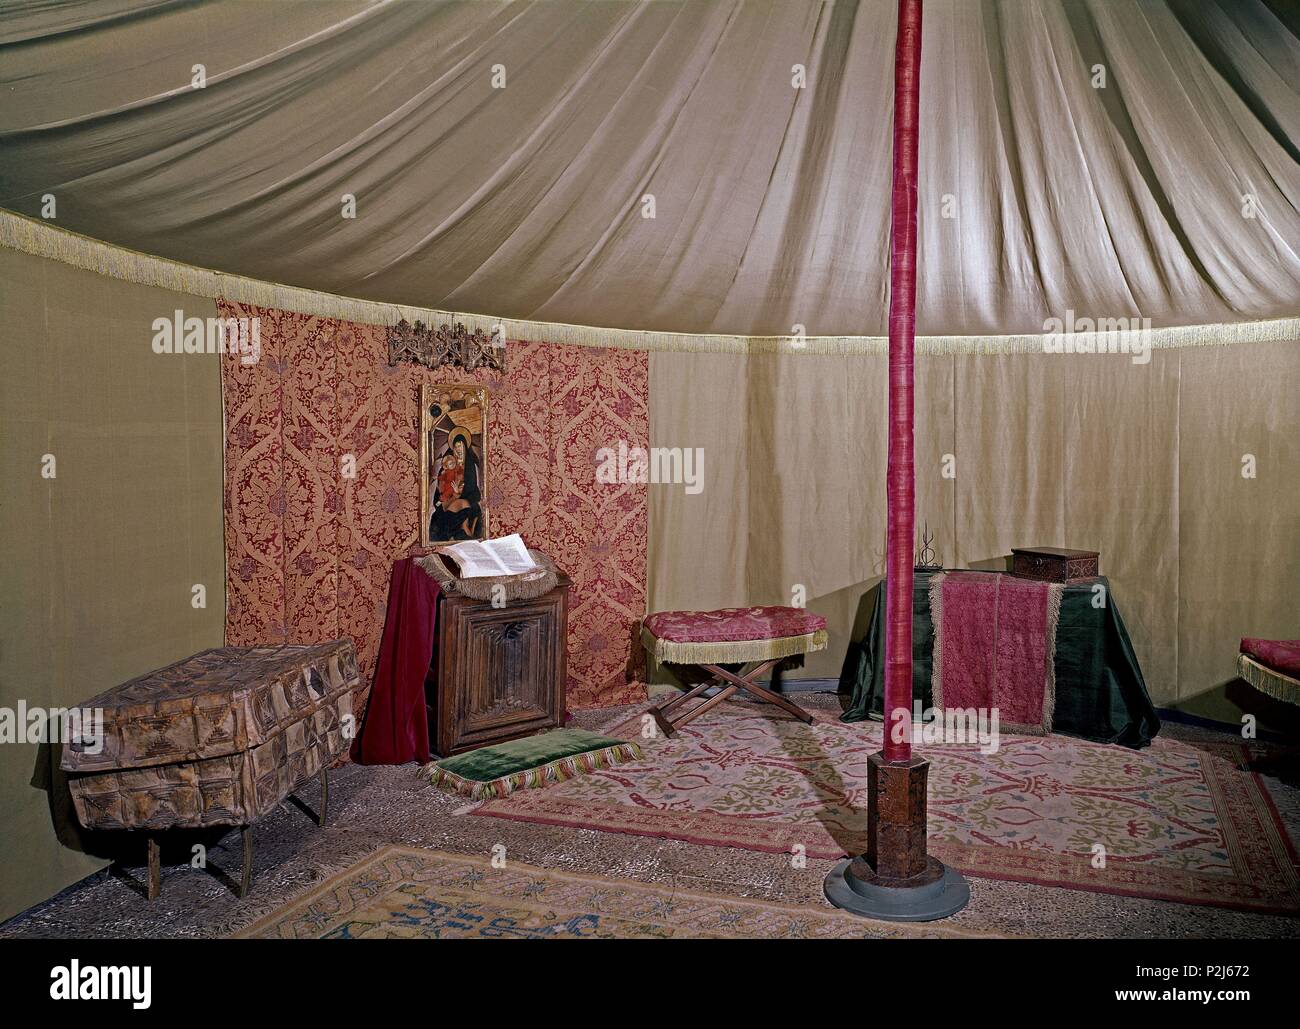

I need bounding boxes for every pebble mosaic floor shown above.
[3,696,1297,939]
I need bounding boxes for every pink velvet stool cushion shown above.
[644,606,826,643]
[1240,638,1300,678]
[641,606,829,665]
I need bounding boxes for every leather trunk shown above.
[61,641,361,830]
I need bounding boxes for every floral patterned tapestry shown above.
[220,301,648,710]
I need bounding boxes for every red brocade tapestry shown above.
[219,301,648,712]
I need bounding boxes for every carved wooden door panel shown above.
[435,583,568,756]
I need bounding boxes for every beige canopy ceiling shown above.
[1,0,1296,337]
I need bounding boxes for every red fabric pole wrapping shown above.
[352,557,440,765]
[884,0,922,762]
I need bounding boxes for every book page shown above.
[439,534,537,578]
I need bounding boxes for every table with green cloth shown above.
[838,570,1160,749]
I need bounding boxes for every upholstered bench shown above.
[1238,638,1300,707]
[641,606,828,736]
[61,640,361,899]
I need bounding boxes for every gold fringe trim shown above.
[1039,583,1064,736]
[929,573,946,710]
[1237,654,1300,708]
[418,741,644,800]
[640,625,827,665]
[2,211,1296,355]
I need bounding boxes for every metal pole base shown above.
[823,856,970,922]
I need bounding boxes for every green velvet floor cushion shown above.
[420,729,643,799]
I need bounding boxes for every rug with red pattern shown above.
[472,703,1300,914]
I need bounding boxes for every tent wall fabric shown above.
[646,342,1300,717]
[1,0,1296,341]
[1,214,1296,724]
[0,246,226,922]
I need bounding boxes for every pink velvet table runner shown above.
[928,571,1064,735]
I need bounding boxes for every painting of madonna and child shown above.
[420,384,488,546]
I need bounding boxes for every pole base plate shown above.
[823,856,970,922]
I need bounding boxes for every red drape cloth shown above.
[884,0,923,762]
[352,558,440,765]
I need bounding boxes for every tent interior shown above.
[0,0,1297,947]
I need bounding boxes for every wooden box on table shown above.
[1011,547,1100,584]
[432,572,570,756]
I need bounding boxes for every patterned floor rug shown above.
[234,845,997,938]
[473,704,1300,914]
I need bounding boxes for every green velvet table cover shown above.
[839,571,1160,749]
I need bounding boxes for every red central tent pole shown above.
[883,0,922,763]
[823,0,969,920]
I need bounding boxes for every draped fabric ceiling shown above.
[1,0,1297,339]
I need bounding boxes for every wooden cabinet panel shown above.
[433,576,569,756]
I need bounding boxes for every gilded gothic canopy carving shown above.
[387,319,506,373]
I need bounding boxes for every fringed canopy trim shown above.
[3,211,1296,356]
